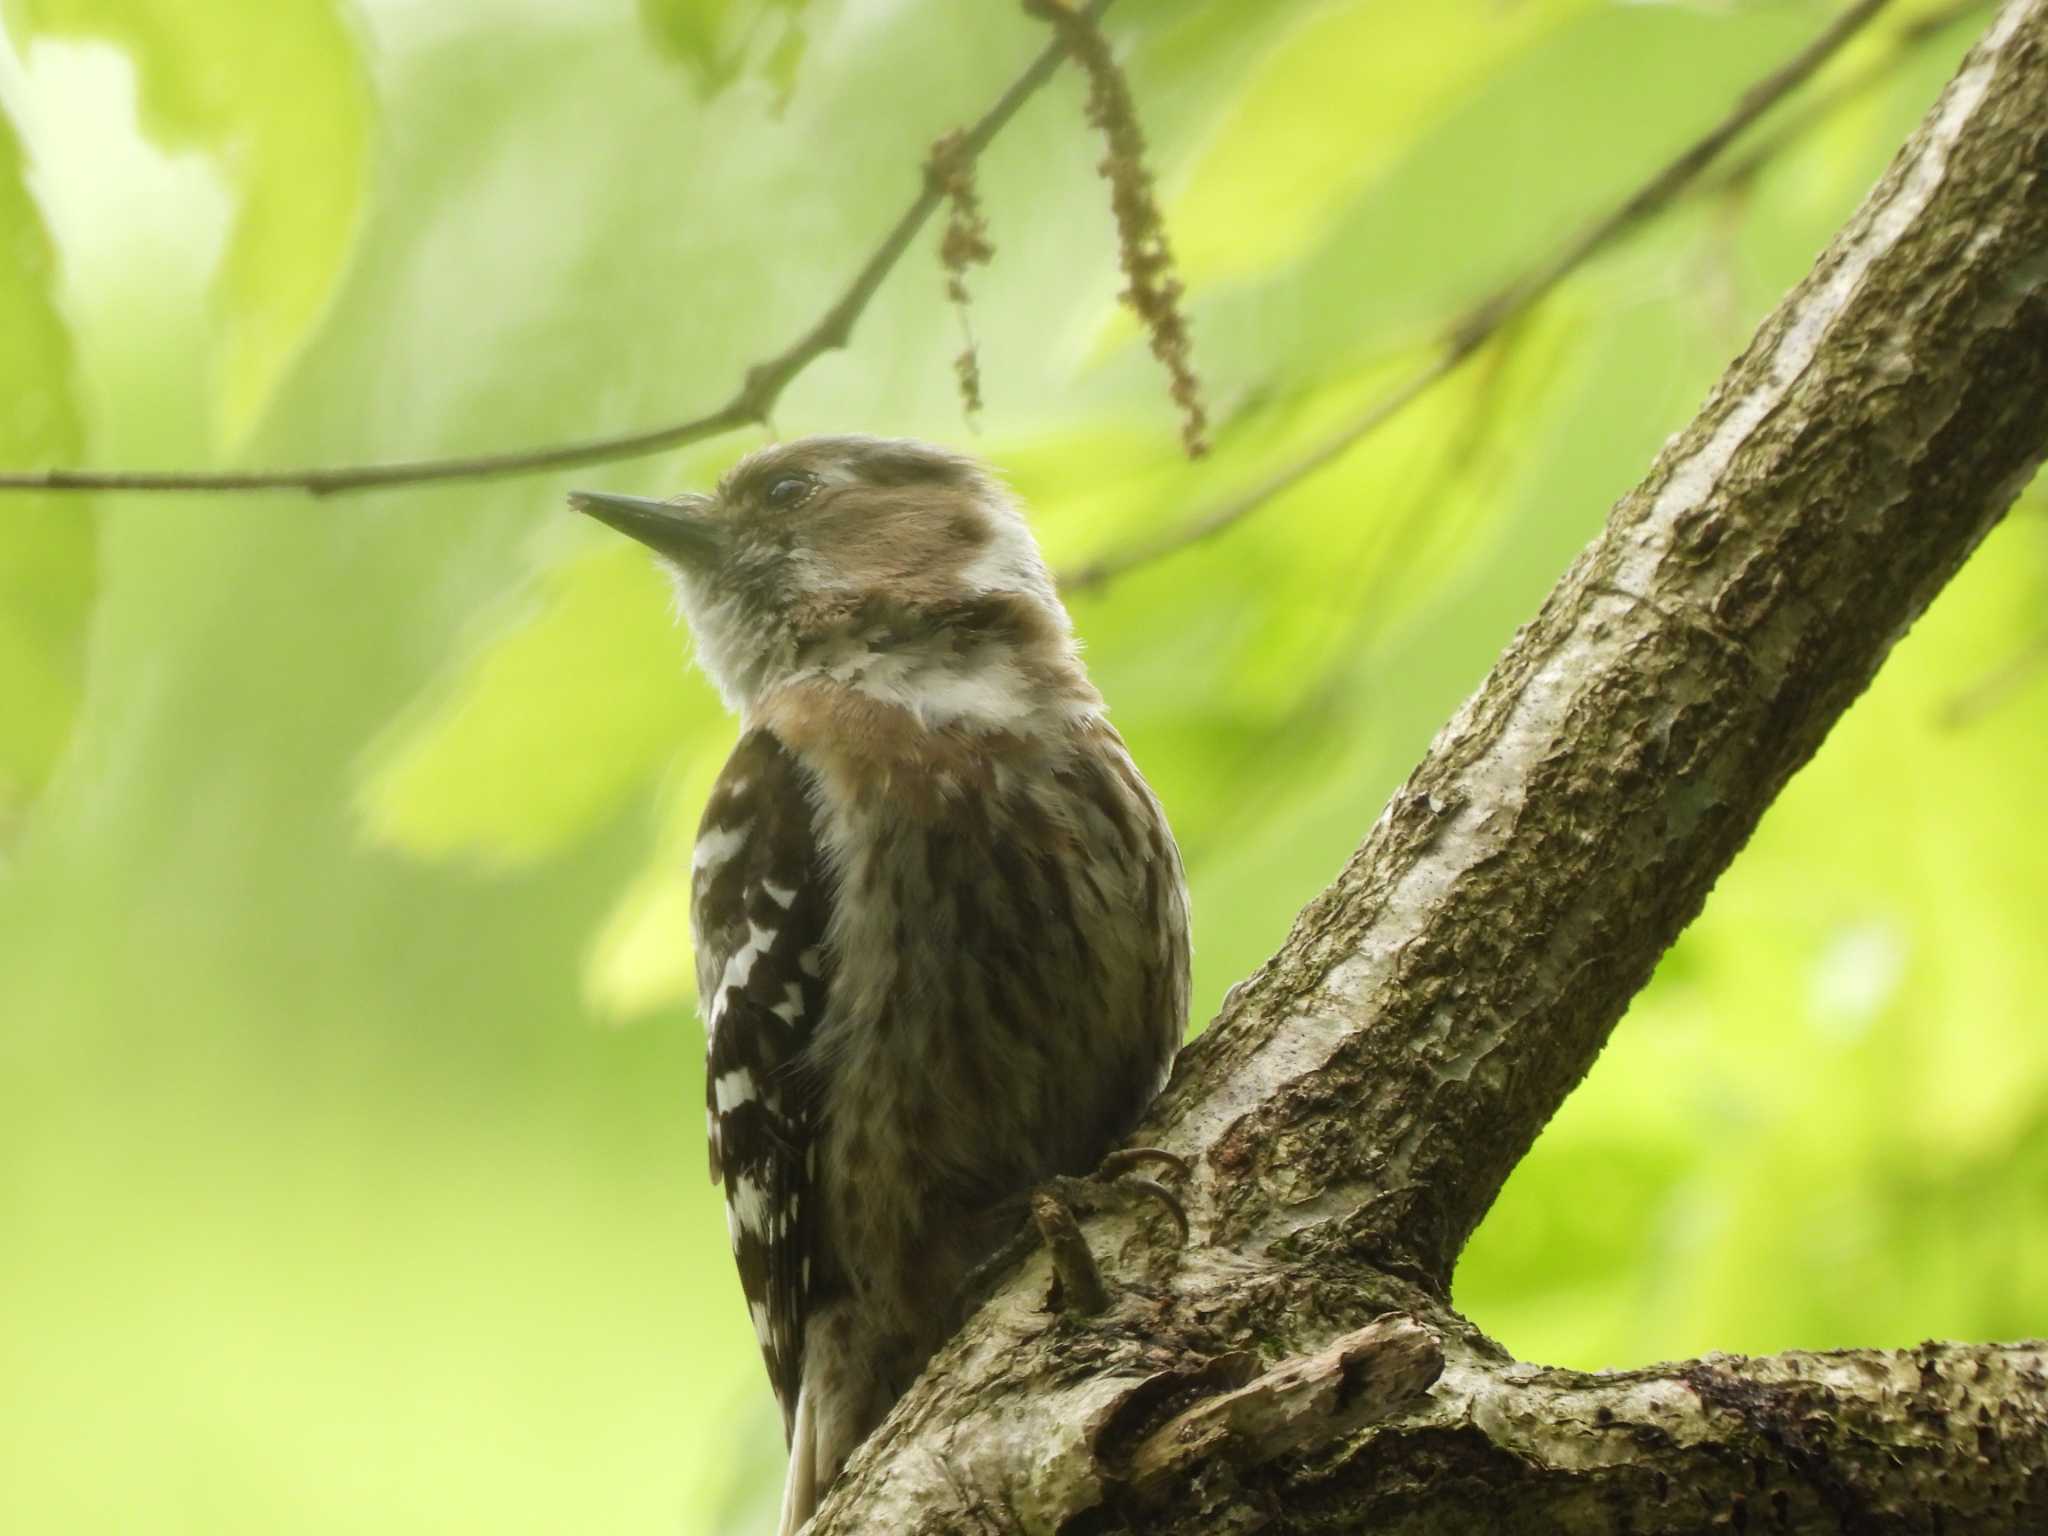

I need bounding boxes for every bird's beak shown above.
[569,489,724,568]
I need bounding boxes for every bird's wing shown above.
[694,728,833,1439]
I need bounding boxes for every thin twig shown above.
[1707,0,1993,199]
[1895,0,1999,46]
[0,0,1113,499]
[1058,0,1901,594]
[1173,332,1523,873]
[1939,631,2048,728]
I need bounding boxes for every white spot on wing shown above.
[693,822,747,874]
[713,1069,756,1114]
[717,919,778,996]
[731,1174,771,1235]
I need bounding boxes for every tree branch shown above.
[810,3,2048,1528]
[0,0,1110,499]
[1155,0,2048,1287]
[1311,1338,2048,1533]
[1122,1315,1443,1509]
[1059,0,1915,594]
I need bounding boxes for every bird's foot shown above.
[1087,1145,1192,1245]
[958,1148,1192,1317]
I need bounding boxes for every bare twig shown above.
[1939,630,2048,727]
[1059,0,1900,594]
[1707,0,1994,199]
[1897,0,2001,39]
[0,1,1113,499]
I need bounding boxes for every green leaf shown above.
[637,0,814,100]
[358,544,721,867]
[0,100,90,844]
[760,14,808,110]
[4,0,373,445]
[583,744,733,1019]
[639,0,742,91]
[1170,1,1863,395]
[1166,0,1588,291]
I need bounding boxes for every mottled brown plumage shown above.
[573,437,1189,1533]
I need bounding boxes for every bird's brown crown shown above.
[576,436,1092,732]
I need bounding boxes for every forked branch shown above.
[810,5,2048,1529]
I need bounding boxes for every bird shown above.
[571,436,1190,1534]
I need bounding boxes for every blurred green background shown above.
[1,0,2042,1530]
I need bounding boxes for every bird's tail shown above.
[778,1383,819,1536]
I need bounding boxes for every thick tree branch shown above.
[0,1,1109,498]
[1154,0,2048,1288]
[1122,1315,1444,1508]
[811,4,2048,1529]
[1307,1338,2048,1533]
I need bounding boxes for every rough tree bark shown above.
[815,4,2048,1531]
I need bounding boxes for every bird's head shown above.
[571,436,1091,729]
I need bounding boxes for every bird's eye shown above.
[765,475,814,509]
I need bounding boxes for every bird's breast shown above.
[795,718,1187,1328]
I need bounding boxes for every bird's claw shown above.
[1097,1146,1190,1182]
[1097,1146,1191,1245]
[957,1148,1192,1318]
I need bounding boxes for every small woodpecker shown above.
[572,436,1190,1533]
